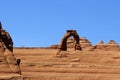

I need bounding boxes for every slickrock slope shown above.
[14,48,120,80]
[0,26,120,80]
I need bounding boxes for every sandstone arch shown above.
[59,30,82,51]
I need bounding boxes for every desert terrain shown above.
[0,26,120,80]
[13,47,120,80]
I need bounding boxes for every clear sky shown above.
[0,0,120,47]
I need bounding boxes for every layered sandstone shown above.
[95,40,120,51]
[50,38,120,51]
[0,22,23,80]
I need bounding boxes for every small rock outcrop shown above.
[49,44,59,49]
[95,41,105,49]
[95,40,120,51]
[79,37,94,50]
[107,40,119,47]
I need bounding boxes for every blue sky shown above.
[0,0,120,47]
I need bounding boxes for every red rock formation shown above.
[107,40,119,47]
[0,22,21,75]
[80,37,92,50]
[95,40,120,51]
[59,30,82,51]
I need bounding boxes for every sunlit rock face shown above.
[0,22,22,76]
[95,40,120,51]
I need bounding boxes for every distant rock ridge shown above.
[50,37,120,51]
[95,40,119,50]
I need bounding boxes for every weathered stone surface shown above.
[80,37,92,48]
[69,58,80,62]
[0,22,13,52]
[0,22,21,75]
[63,37,93,50]
[51,36,120,51]
[56,51,68,58]
[95,40,120,51]
[56,30,82,57]
[0,73,23,80]
[95,41,105,49]
[49,44,59,49]
[4,49,21,74]
[107,40,119,47]
[59,30,82,51]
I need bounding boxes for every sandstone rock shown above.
[0,22,13,52]
[80,37,92,50]
[106,40,119,47]
[67,37,75,48]
[0,22,21,75]
[67,37,92,50]
[59,30,82,51]
[5,49,21,73]
[56,51,68,58]
[95,41,105,49]
[95,40,120,51]
[50,30,120,51]
[0,73,23,80]
[0,29,13,52]
[69,58,80,62]
[49,44,59,49]
[97,41,104,45]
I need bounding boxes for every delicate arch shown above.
[59,30,82,51]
